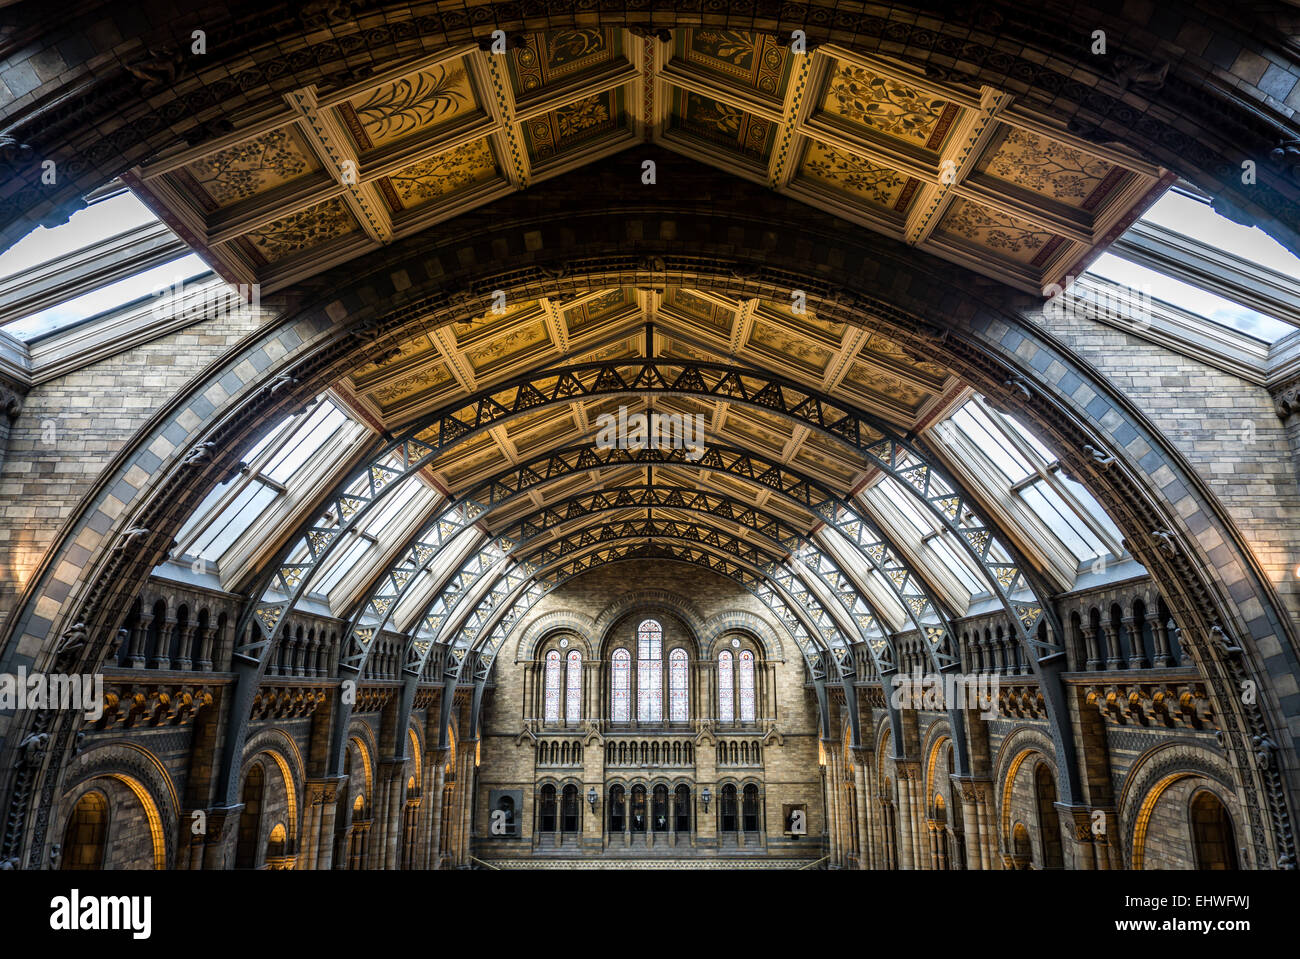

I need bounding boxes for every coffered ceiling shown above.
[123,27,1170,297]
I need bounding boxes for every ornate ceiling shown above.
[330,281,958,556]
[124,27,1170,297]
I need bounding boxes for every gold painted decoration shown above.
[939,198,1064,266]
[342,62,477,151]
[180,125,320,209]
[243,196,356,262]
[380,138,498,212]
[821,64,957,150]
[800,139,917,211]
[980,127,1123,210]
[677,29,792,97]
[672,89,775,162]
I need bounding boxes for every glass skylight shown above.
[1140,189,1300,277]
[3,253,209,341]
[0,191,160,281]
[1086,252,1292,343]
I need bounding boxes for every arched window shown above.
[630,784,647,833]
[539,785,557,833]
[669,647,689,722]
[543,650,561,724]
[561,785,580,833]
[718,650,734,723]
[719,784,738,833]
[637,619,662,723]
[739,649,756,722]
[674,785,691,833]
[609,785,625,832]
[653,784,669,832]
[742,784,760,832]
[565,650,582,725]
[611,648,630,722]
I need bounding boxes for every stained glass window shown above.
[543,650,561,724]
[565,650,582,724]
[718,650,734,723]
[637,619,662,723]
[611,648,631,722]
[669,648,689,722]
[739,650,756,722]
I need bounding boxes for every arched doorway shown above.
[1190,791,1239,870]
[60,791,108,870]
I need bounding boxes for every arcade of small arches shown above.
[1,9,1299,873]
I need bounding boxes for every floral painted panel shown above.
[799,139,919,212]
[979,126,1125,210]
[939,198,1065,266]
[243,195,356,262]
[522,89,623,163]
[341,62,477,151]
[378,138,498,212]
[821,63,959,150]
[673,89,775,162]
[180,125,320,210]
[508,29,620,97]
[678,29,792,98]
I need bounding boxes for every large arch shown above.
[2,2,1298,263]
[0,149,1295,871]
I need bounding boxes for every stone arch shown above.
[993,726,1059,859]
[1119,740,1245,870]
[592,590,707,643]
[56,741,176,871]
[699,611,786,661]
[1,154,1296,869]
[515,610,597,660]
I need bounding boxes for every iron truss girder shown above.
[398,486,900,685]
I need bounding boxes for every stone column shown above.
[958,779,983,870]
[383,762,405,869]
[1148,610,1171,667]
[852,756,871,869]
[151,612,175,670]
[201,805,244,870]
[1101,620,1123,670]
[895,770,914,869]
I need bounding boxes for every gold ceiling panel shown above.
[746,318,836,376]
[661,288,735,335]
[859,331,949,390]
[506,29,624,100]
[367,364,456,417]
[937,197,1067,267]
[841,361,932,417]
[797,138,920,214]
[753,300,846,347]
[129,28,1164,298]
[462,319,552,376]
[178,124,322,211]
[241,195,358,264]
[975,125,1127,212]
[349,333,440,385]
[562,288,638,335]
[672,29,793,100]
[376,137,500,213]
[816,62,960,152]
[666,87,777,166]
[339,60,480,152]
[521,89,627,165]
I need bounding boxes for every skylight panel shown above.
[1085,252,1292,342]
[1019,479,1107,564]
[1141,189,1300,277]
[2,254,209,341]
[0,191,160,282]
[191,480,279,561]
[949,403,1033,482]
[262,402,347,483]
